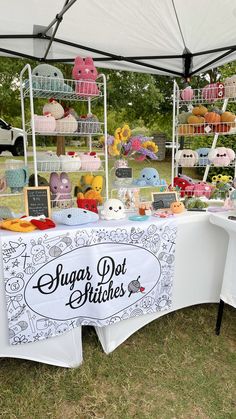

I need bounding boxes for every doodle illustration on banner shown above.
[2,220,177,345]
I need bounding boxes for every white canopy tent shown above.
[1,0,236,78]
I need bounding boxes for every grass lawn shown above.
[0,304,235,418]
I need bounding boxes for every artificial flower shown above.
[131,137,142,151]
[120,124,131,142]
[114,127,122,142]
[142,140,158,154]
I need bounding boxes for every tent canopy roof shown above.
[1,0,236,78]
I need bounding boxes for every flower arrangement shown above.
[104,124,159,161]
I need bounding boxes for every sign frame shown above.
[151,191,177,210]
[24,186,51,218]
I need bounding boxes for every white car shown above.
[0,118,26,156]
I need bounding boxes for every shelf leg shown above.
[56,136,65,156]
[215,299,224,335]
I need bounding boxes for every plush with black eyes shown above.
[175,149,199,167]
[170,201,185,214]
[101,199,125,220]
[134,168,166,186]
[196,148,211,166]
[31,64,73,92]
[208,147,235,167]
[77,198,98,214]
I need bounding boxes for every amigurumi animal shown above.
[31,64,72,92]
[196,148,211,166]
[133,168,166,186]
[208,147,235,167]
[53,207,99,226]
[72,56,99,96]
[49,172,72,208]
[175,149,199,167]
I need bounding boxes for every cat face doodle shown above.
[5,273,24,294]
[101,199,125,220]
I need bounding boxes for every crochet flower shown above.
[142,140,158,154]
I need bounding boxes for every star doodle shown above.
[5,266,10,271]
[162,244,168,250]
[12,259,20,268]
[10,270,16,276]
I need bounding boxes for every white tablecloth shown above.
[210,212,236,308]
[0,212,229,364]
[95,212,229,353]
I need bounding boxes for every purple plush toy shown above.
[49,172,72,208]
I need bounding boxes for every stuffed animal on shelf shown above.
[80,152,101,171]
[43,99,64,120]
[208,147,235,167]
[212,174,233,184]
[133,168,166,186]
[202,82,224,102]
[180,86,194,101]
[196,147,211,166]
[34,113,56,133]
[173,175,193,197]
[224,75,236,98]
[60,152,81,171]
[100,199,125,220]
[53,207,99,226]
[72,56,100,96]
[185,181,214,199]
[174,149,199,167]
[75,175,103,203]
[55,114,78,133]
[77,198,98,213]
[31,64,72,92]
[49,172,72,207]
[77,114,101,134]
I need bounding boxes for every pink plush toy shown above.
[208,147,235,167]
[202,82,224,102]
[180,86,194,101]
[72,56,99,97]
[34,113,56,133]
[175,149,199,167]
[49,172,72,208]
[55,114,78,133]
[185,182,214,199]
[80,152,101,171]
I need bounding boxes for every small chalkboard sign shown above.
[24,187,51,218]
[151,192,177,210]
[115,167,133,179]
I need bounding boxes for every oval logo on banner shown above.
[25,243,161,321]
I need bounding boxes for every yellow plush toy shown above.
[76,175,103,204]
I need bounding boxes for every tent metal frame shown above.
[0,0,236,78]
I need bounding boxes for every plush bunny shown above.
[196,148,211,166]
[72,56,99,96]
[175,149,199,167]
[208,147,235,167]
[31,64,72,92]
[49,172,72,208]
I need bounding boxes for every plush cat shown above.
[49,172,72,208]
[72,56,99,96]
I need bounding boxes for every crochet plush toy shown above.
[100,199,125,220]
[72,56,99,96]
[53,207,99,226]
[49,172,72,207]
[196,147,211,166]
[208,147,235,167]
[75,175,103,203]
[175,149,199,167]
[77,198,98,213]
[133,168,166,186]
[31,64,72,92]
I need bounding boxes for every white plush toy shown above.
[174,149,199,167]
[101,199,125,220]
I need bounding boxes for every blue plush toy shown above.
[133,168,166,186]
[30,64,73,92]
[53,207,99,226]
[196,148,211,166]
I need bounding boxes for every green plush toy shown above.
[31,64,73,92]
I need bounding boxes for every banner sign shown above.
[1,220,177,345]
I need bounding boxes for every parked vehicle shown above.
[0,118,26,156]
